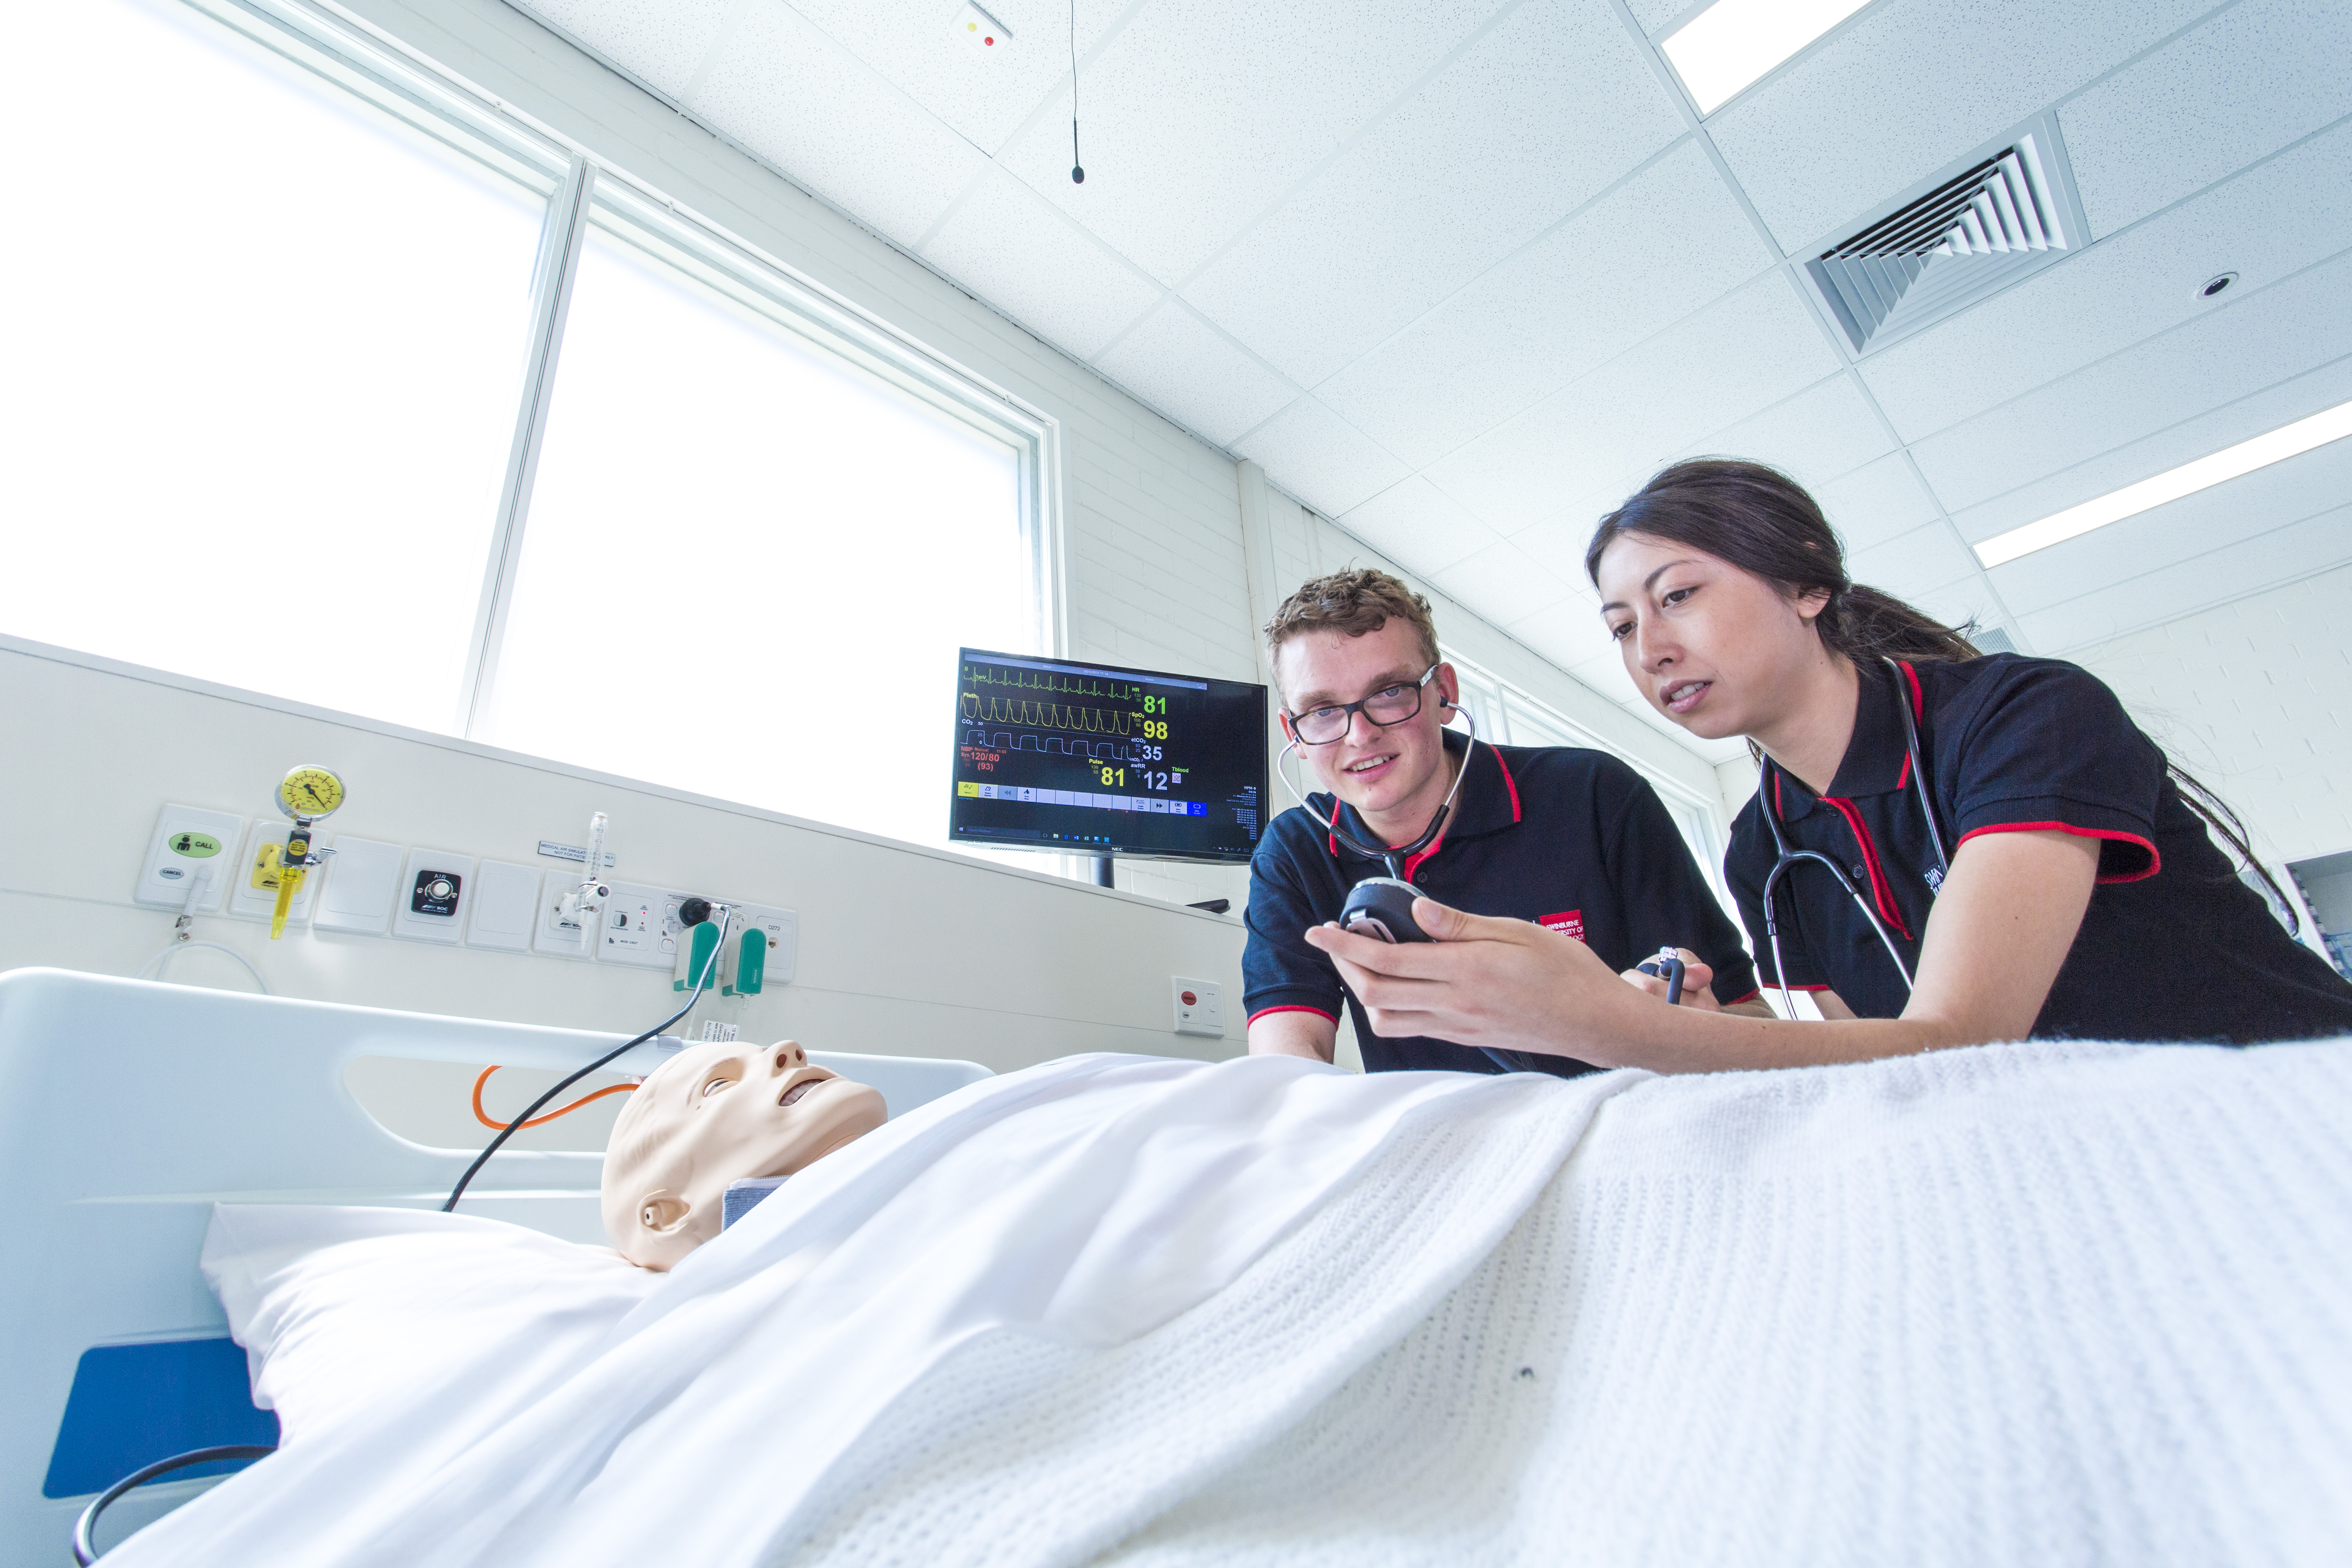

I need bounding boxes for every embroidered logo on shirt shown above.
[1539,910,1585,942]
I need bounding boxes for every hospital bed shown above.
[0,966,988,1566]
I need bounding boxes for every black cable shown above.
[74,1445,275,1564]
[443,906,731,1212]
[1068,0,1083,183]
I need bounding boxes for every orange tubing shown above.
[471,1065,637,1131]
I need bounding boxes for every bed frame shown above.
[0,966,989,1566]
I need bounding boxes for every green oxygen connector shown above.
[723,926,766,997]
[675,919,724,993]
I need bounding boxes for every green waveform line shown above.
[963,665,1142,702]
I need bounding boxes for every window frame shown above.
[170,0,1066,763]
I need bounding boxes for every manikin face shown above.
[601,1039,887,1270]
[1274,619,1460,826]
[1594,532,1830,742]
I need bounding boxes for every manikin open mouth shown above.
[779,1079,822,1108]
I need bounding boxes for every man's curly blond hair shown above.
[1263,568,1440,702]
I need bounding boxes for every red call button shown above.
[1180,990,1198,1007]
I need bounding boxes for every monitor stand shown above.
[1091,855,1116,889]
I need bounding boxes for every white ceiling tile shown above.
[1625,0,1691,33]
[778,0,1132,155]
[1511,512,1608,586]
[1909,577,2015,648]
[996,0,1503,285]
[1564,646,1641,706]
[1951,354,2352,553]
[1423,272,1841,532]
[1430,541,1570,628]
[1336,476,1506,578]
[920,167,1163,360]
[1846,522,1980,603]
[2060,0,2352,238]
[521,0,734,98]
[1815,452,1942,555]
[1923,249,2352,530]
[686,0,987,247]
[1858,118,2352,441]
[1507,595,1617,673]
[1236,397,1412,518]
[1707,0,2213,251]
[1091,301,1297,445]
[1989,432,2352,616]
[2017,499,2352,653]
[1316,138,1770,468]
[1668,372,1896,492]
[1180,0,1682,386]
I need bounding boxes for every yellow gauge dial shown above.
[276,765,346,821]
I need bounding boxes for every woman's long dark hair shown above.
[1585,458,2296,928]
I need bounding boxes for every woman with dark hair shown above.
[1304,459,2352,1070]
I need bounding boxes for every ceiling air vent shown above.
[1971,626,2018,656]
[1803,114,2087,355]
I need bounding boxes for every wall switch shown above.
[224,817,322,925]
[599,882,691,969]
[136,805,244,911]
[532,867,597,958]
[312,837,406,936]
[390,849,475,943]
[464,860,540,952]
[1172,976,1225,1037]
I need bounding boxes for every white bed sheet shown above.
[129,1041,2352,1566]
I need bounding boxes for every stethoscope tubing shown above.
[1276,704,1480,880]
[1756,657,1952,1020]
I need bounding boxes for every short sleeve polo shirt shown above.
[1246,731,1757,1075]
[1725,654,2352,1043]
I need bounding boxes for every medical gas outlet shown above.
[675,905,796,996]
[267,765,345,938]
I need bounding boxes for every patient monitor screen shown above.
[950,649,1267,863]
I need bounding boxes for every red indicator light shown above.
[984,36,994,45]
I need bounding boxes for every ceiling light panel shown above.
[1705,0,2211,252]
[1975,398,2352,567]
[1660,0,1873,116]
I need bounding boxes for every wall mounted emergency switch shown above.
[1172,977,1224,1037]
[136,805,243,912]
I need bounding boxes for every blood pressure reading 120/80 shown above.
[949,649,1266,862]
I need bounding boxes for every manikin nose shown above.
[775,1045,805,1073]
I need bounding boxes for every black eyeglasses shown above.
[1286,665,1439,746]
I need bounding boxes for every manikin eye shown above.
[701,1076,733,1097]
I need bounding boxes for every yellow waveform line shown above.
[959,694,1136,734]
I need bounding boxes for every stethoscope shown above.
[1755,656,1952,1018]
[1275,699,1480,880]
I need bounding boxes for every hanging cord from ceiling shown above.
[1069,0,1084,183]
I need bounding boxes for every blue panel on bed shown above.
[42,1338,279,1498]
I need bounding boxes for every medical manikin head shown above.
[601,1040,886,1270]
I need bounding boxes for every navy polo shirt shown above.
[1245,731,1757,1075]
[1726,654,2352,1043]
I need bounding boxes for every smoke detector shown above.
[1802,113,2088,356]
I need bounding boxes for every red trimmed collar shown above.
[1319,730,1523,869]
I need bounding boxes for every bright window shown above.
[0,0,546,733]
[478,214,1030,849]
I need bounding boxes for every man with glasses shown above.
[1246,568,1765,1074]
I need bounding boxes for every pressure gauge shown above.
[276,765,346,821]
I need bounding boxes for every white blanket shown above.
[133,1042,2352,1566]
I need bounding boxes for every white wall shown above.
[2071,564,2352,869]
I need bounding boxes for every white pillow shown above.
[200,1205,658,1448]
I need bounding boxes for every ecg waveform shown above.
[959,693,1138,735]
[963,664,1141,702]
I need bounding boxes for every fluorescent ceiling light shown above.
[1661,0,1875,115]
[1974,398,2352,568]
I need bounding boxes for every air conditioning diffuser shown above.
[1804,114,2087,355]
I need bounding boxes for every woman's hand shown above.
[1619,947,1720,1010]
[1303,899,1651,1065]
